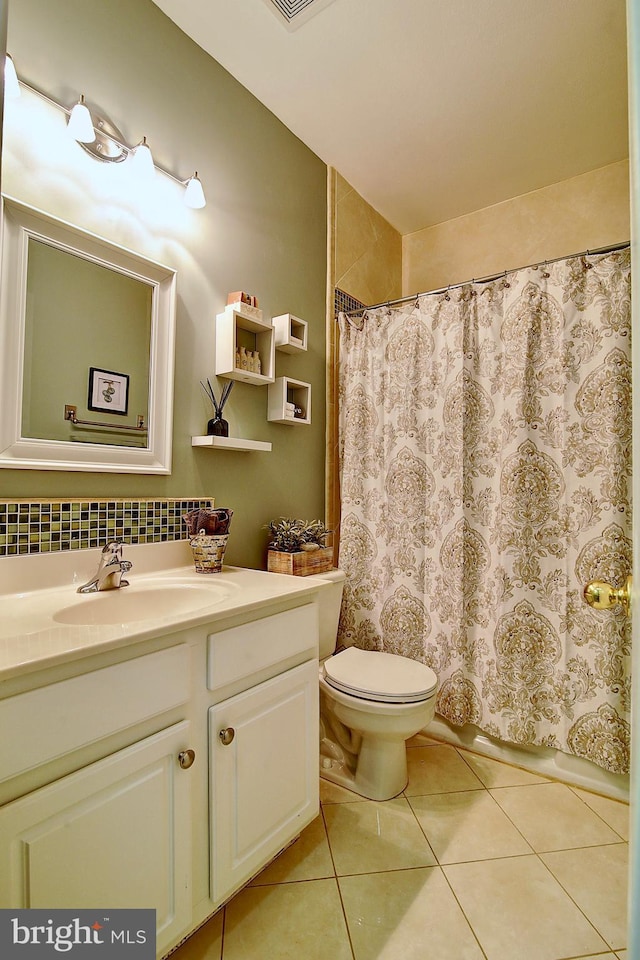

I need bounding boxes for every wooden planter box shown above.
[267,547,333,576]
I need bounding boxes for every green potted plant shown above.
[266,517,333,576]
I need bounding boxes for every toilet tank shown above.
[310,568,346,659]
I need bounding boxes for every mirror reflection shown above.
[23,239,153,448]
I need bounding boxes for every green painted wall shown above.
[1,0,327,569]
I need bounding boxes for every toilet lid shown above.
[324,647,437,703]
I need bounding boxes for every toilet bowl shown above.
[312,569,438,801]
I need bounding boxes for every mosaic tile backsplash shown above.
[0,499,213,558]
[334,287,366,317]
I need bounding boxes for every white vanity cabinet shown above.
[0,646,194,957]
[0,723,193,951]
[206,603,319,907]
[209,660,318,902]
[0,572,321,960]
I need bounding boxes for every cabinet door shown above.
[209,659,319,904]
[0,721,193,956]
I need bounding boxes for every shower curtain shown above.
[337,249,631,775]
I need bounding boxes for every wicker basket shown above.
[190,532,229,574]
[267,546,333,577]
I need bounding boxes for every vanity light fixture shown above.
[184,172,206,209]
[67,94,95,144]
[129,136,156,178]
[4,54,20,99]
[6,58,207,208]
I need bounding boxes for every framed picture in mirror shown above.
[88,367,129,415]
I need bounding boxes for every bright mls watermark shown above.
[0,910,156,958]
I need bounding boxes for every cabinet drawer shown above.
[207,604,318,692]
[0,645,189,782]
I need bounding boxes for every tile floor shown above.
[170,737,629,960]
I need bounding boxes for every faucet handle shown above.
[102,540,125,557]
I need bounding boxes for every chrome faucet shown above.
[76,541,132,593]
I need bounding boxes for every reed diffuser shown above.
[200,378,234,437]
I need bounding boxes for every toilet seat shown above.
[324,647,437,704]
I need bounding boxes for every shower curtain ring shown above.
[445,285,451,301]
[503,270,510,288]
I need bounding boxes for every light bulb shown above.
[4,54,20,99]
[67,95,95,143]
[184,172,206,209]
[129,136,155,177]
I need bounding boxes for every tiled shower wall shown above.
[332,171,402,306]
[327,169,402,561]
[0,499,213,558]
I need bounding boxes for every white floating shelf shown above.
[267,377,311,425]
[192,436,272,452]
[272,313,308,353]
[215,308,275,383]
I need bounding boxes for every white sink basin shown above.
[53,581,234,626]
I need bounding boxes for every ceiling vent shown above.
[261,0,337,31]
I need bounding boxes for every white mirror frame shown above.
[0,196,176,473]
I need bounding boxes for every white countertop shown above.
[0,541,325,681]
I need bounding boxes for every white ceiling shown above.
[151,0,629,235]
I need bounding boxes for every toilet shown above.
[313,569,438,801]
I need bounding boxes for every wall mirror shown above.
[0,196,176,473]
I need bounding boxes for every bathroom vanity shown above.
[0,542,322,957]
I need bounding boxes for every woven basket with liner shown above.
[183,508,233,574]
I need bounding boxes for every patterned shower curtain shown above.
[337,249,632,775]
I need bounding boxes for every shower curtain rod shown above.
[340,240,630,316]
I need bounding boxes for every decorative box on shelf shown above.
[272,314,308,353]
[267,377,311,425]
[267,547,333,576]
[215,307,275,384]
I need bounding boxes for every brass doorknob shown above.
[219,727,235,746]
[583,575,632,615]
[178,749,196,769]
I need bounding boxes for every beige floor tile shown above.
[222,878,353,960]
[541,843,628,951]
[404,744,484,796]
[249,814,334,885]
[408,789,533,864]
[339,866,484,960]
[320,776,363,804]
[406,732,442,747]
[170,910,223,960]
[616,951,628,958]
[323,796,436,875]
[444,855,609,960]
[458,750,548,788]
[570,788,630,841]
[490,782,622,852]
